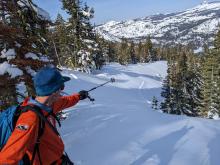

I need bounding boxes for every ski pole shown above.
[88,78,115,92]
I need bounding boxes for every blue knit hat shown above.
[33,67,70,96]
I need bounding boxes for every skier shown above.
[0,67,89,164]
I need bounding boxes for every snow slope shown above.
[60,61,220,165]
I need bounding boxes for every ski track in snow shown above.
[59,61,220,165]
[139,80,145,89]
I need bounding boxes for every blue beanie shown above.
[33,67,70,96]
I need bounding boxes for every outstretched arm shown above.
[52,93,80,114]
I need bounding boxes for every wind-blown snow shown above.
[59,61,220,165]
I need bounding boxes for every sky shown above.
[33,0,216,25]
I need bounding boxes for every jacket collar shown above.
[27,96,53,113]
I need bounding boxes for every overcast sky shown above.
[33,0,215,25]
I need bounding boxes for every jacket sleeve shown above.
[0,111,39,164]
[53,93,80,114]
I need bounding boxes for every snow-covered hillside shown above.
[59,61,220,165]
[96,1,220,48]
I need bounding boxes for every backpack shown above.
[0,104,61,164]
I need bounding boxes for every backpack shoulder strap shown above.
[19,105,45,165]
[19,105,60,165]
[46,111,61,127]
[31,109,44,165]
[20,105,60,136]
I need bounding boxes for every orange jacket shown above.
[0,93,80,165]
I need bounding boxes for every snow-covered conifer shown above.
[0,0,52,108]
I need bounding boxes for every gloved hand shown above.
[78,90,89,100]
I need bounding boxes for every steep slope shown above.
[96,1,220,48]
[59,61,220,165]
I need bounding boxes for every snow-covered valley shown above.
[59,61,220,165]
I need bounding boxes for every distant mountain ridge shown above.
[95,1,220,48]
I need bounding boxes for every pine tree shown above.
[215,64,220,115]
[143,36,153,62]
[50,13,70,66]
[160,62,174,113]
[161,47,202,116]
[161,48,183,115]
[61,0,81,67]
[118,38,129,65]
[200,28,220,118]
[0,0,7,24]
[61,0,101,72]
[80,3,94,39]
[185,53,203,116]
[143,37,151,62]
[107,41,116,62]
[211,29,220,117]
[0,0,51,109]
[93,35,107,70]
[152,96,158,110]
[169,60,183,115]
[129,41,137,64]
[200,56,217,117]
[176,51,188,114]
[214,29,220,49]
[137,41,144,62]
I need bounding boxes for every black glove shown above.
[78,90,89,100]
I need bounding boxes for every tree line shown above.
[98,36,167,65]
[157,32,220,119]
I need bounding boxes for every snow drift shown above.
[59,61,220,165]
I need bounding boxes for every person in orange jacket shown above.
[0,67,89,165]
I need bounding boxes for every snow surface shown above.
[95,2,220,47]
[25,66,36,77]
[16,81,27,102]
[0,62,23,78]
[17,0,50,21]
[82,10,91,18]
[58,61,220,165]
[24,52,51,62]
[36,7,51,21]
[25,52,39,60]
[0,49,16,60]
